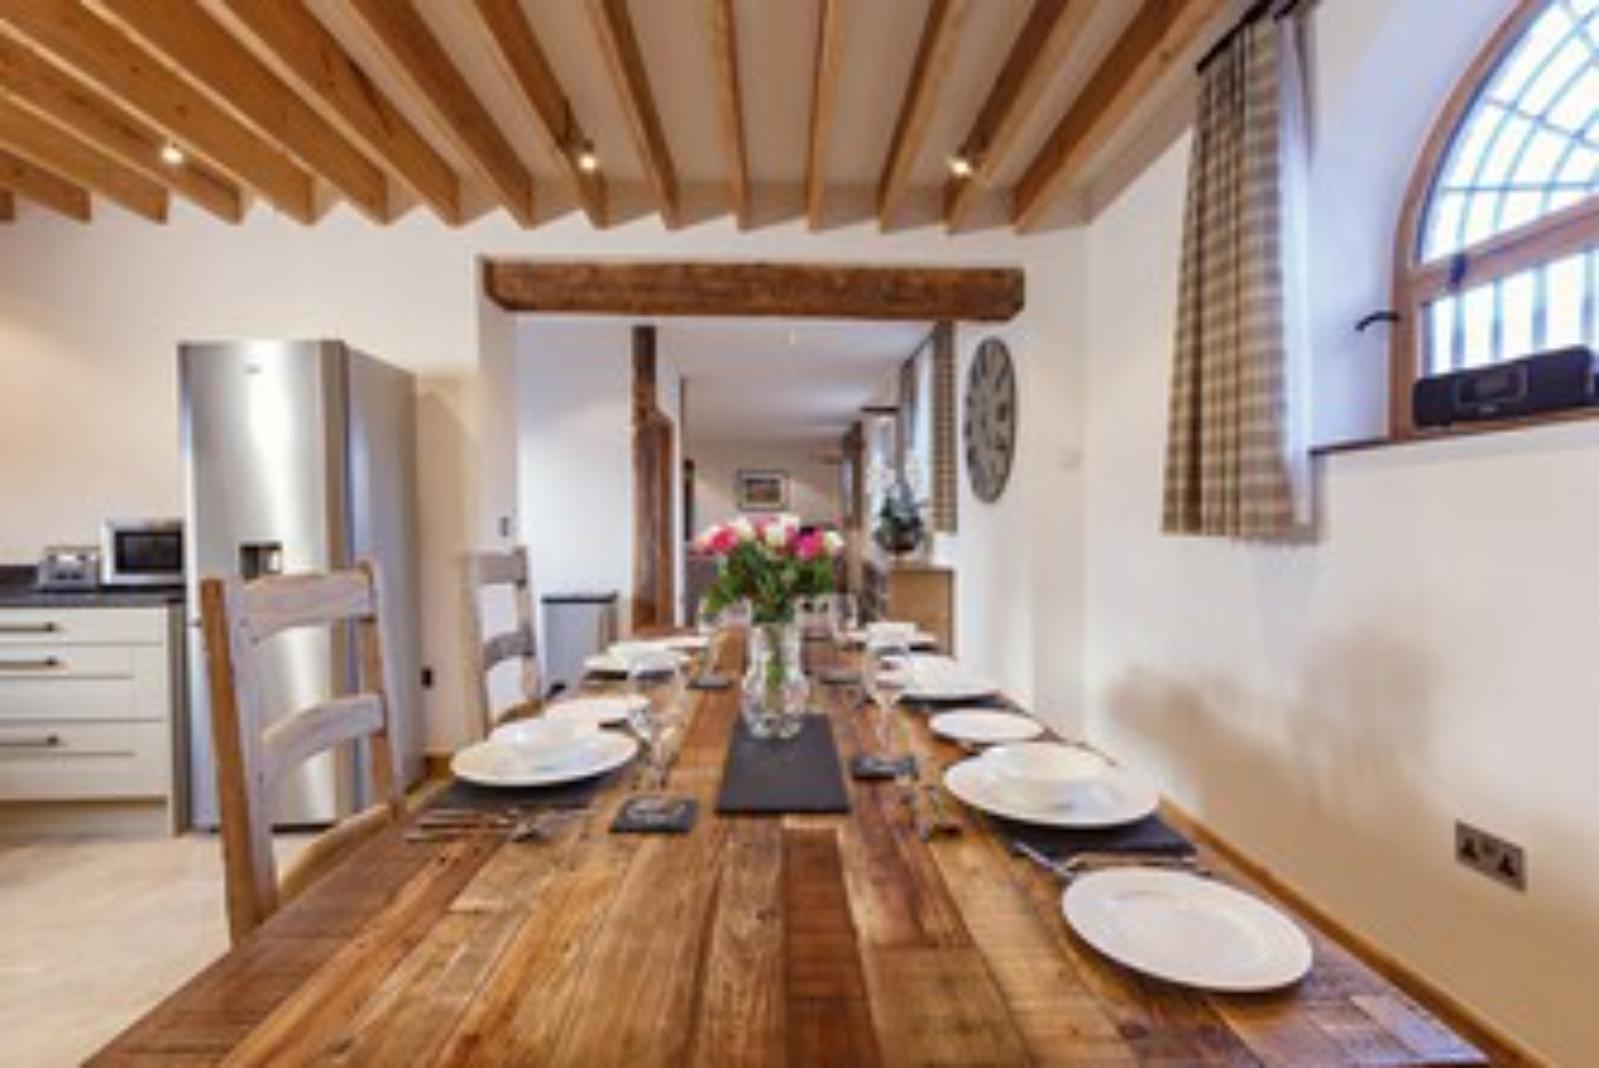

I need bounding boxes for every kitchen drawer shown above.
[0,606,169,646]
[0,720,169,800]
[0,647,170,723]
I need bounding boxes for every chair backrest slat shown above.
[462,546,540,737]
[200,559,402,944]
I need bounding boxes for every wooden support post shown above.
[632,325,676,632]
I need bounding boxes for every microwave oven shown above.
[101,519,184,588]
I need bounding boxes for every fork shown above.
[1008,839,1209,882]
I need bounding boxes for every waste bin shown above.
[541,591,619,695]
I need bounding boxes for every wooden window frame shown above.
[1390,0,1599,437]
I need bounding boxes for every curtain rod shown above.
[1196,0,1309,74]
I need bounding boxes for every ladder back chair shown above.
[462,545,541,737]
[199,559,404,944]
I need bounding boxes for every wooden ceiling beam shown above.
[707,0,749,228]
[0,0,314,221]
[0,33,241,221]
[223,0,460,225]
[471,0,605,226]
[804,0,845,231]
[484,260,1025,322]
[349,0,533,227]
[877,0,968,230]
[1013,0,1226,230]
[585,0,678,227]
[100,0,387,222]
[0,186,12,220]
[0,93,165,220]
[944,0,1088,231]
[0,144,87,220]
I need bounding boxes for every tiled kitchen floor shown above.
[0,832,306,1067]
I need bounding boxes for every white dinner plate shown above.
[660,634,711,653]
[845,628,939,650]
[451,731,638,788]
[942,754,1159,828]
[898,659,1000,703]
[1062,869,1313,992]
[583,649,690,677]
[520,694,648,730]
[929,710,1044,747]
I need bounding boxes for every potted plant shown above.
[696,515,843,740]
[873,477,926,558]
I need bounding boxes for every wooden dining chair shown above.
[462,545,541,737]
[199,559,405,945]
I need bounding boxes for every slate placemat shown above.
[716,713,850,814]
[994,812,1195,861]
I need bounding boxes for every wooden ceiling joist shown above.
[0,33,241,221]
[471,0,605,226]
[349,0,533,227]
[0,186,12,220]
[1013,0,1226,230]
[586,0,679,227]
[0,0,315,222]
[944,0,1088,231]
[223,0,460,225]
[707,0,749,229]
[484,260,1025,322]
[877,0,968,230]
[0,144,86,220]
[100,0,388,222]
[804,0,845,231]
[0,93,165,220]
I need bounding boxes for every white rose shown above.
[822,530,845,556]
[763,523,788,549]
[730,517,755,542]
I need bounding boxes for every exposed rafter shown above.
[1013,0,1226,230]
[0,144,87,220]
[0,0,315,221]
[586,0,678,227]
[222,0,460,225]
[0,32,241,221]
[877,0,967,230]
[101,0,387,222]
[471,0,605,226]
[349,0,534,226]
[804,0,845,231]
[944,0,1088,231]
[0,94,165,220]
[0,186,11,220]
[707,0,750,228]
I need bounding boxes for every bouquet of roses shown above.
[695,514,843,624]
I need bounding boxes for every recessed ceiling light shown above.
[159,143,186,167]
[947,153,974,179]
[576,143,599,174]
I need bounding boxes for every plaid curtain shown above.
[1162,13,1310,539]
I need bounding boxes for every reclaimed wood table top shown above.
[93,646,1491,1067]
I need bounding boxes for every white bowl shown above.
[489,717,597,769]
[982,742,1111,809]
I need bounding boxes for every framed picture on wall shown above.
[735,469,790,512]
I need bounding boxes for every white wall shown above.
[1079,0,1593,1060]
[0,202,1079,753]
[691,440,841,529]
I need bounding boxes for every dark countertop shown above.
[0,566,184,609]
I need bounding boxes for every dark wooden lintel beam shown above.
[484,261,1024,322]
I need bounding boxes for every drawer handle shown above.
[0,622,60,635]
[0,656,62,671]
[0,734,63,749]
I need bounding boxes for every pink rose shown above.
[794,531,823,561]
[707,527,738,554]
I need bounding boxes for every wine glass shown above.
[694,595,721,682]
[626,651,686,790]
[861,637,911,761]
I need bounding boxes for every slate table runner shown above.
[994,812,1195,862]
[716,713,850,814]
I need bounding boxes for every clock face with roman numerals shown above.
[963,338,1016,504]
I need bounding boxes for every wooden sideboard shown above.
[861,559,955,652]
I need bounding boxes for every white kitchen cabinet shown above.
[0,604,183,833]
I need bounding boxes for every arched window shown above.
[1392,0,1599,434]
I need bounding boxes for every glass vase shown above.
[742,620,808,741]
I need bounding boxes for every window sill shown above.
[1312,404,1599,457]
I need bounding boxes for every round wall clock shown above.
[963,338,1016,504]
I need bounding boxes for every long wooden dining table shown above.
[92,642,1494,1066]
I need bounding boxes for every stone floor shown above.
[0,832,306,1067]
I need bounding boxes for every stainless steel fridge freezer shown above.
[181,340,422,828]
